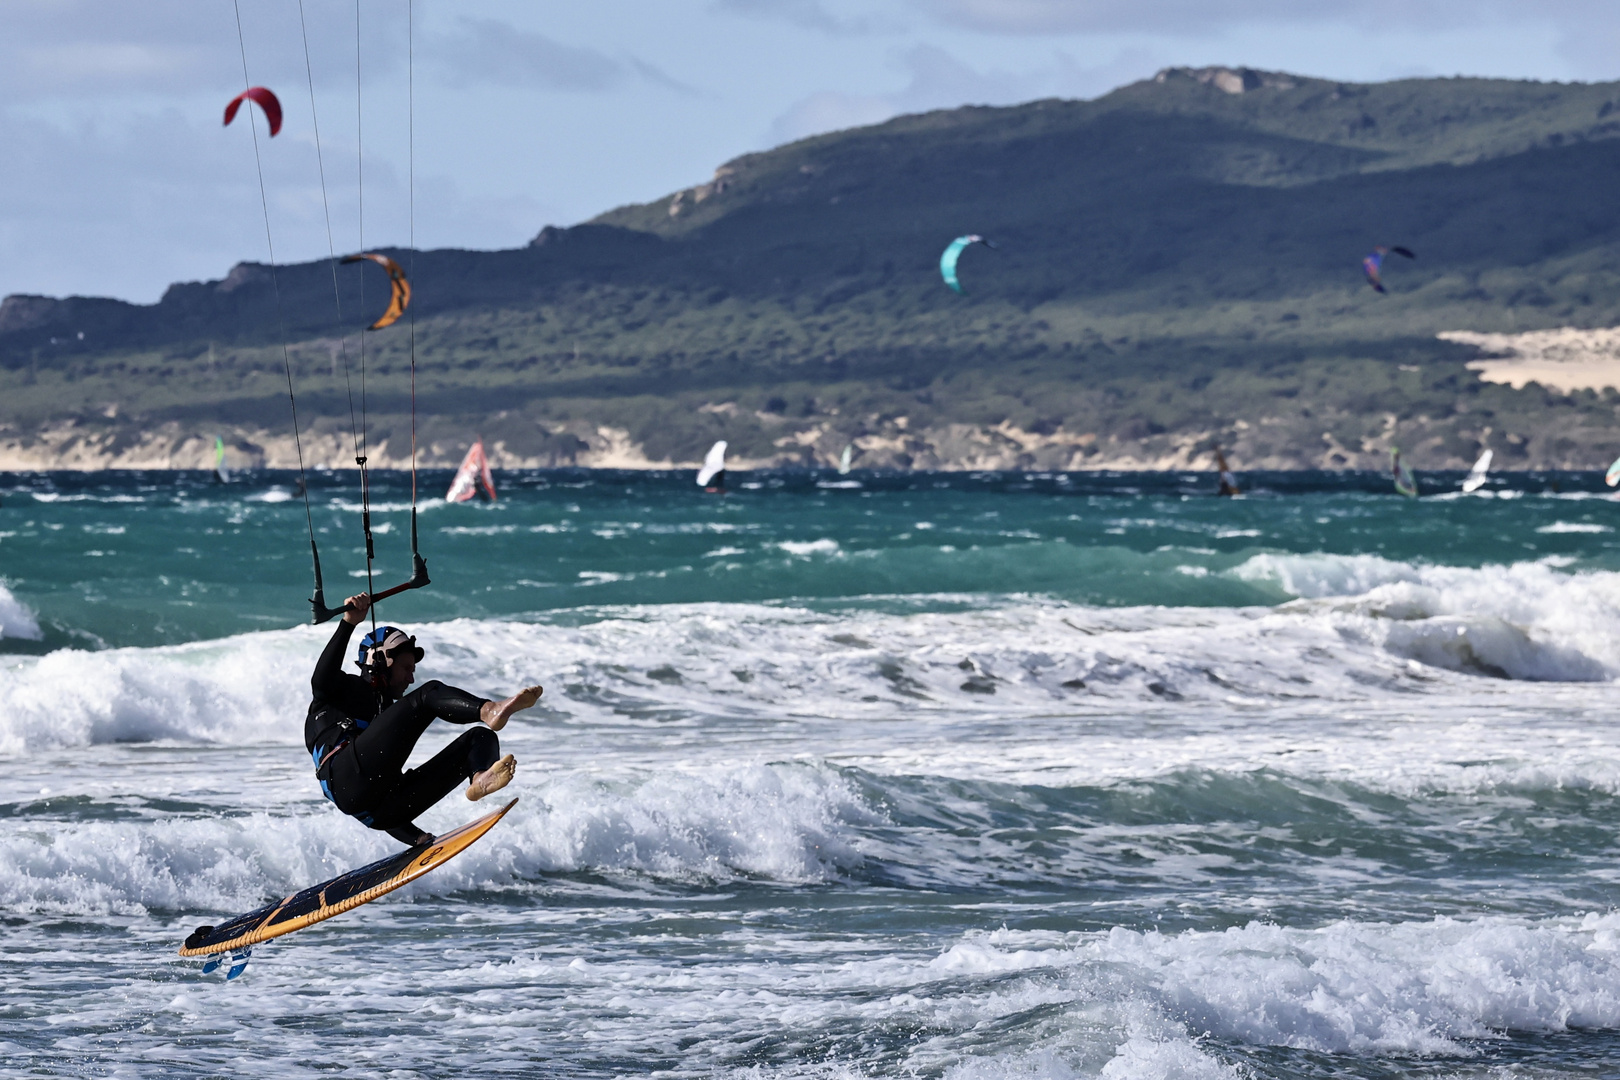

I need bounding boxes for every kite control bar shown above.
[311,553,430,624]
[309,508,432,624]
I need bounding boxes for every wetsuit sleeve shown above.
[312,619,359,697]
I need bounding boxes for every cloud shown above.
[410,174,554,253]
[0,0,225,98]
[0,106,274,301]
[0,0,410,105]
[909,0,1620,37]
[1552,20,1620,79]
[765,43,1157,145]
[767,92,898,145]
[711,0,871,35]
[429,17,689,93]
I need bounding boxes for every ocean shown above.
[3,467,1620,1079]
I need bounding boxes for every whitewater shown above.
[3,467,1620,1079]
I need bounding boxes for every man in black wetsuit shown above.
[306,591,542,846]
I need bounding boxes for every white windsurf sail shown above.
[1607,455,1620,488]
[447,440,495,502]
[697,440,727,488]
[1215,447,1238,496]
[1461,449,1492,493]
[838,444,853,475]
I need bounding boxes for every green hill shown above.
[6,66,1620,472]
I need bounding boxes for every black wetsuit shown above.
[306,619,499,844]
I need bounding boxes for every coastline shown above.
[0,414,1592,473]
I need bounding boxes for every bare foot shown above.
[480,684,544,732]
[467,754,517,801]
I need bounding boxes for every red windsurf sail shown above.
[447,440,496,502]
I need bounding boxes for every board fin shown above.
[226,949,252,980]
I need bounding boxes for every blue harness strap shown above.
[312,736,375,826]
[313,739,351,805]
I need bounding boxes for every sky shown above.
[3,0,1620,303]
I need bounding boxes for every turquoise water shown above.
[4,468,1620,1079]
[5,467,1619,649]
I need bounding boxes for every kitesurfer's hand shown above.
[343,592,371,625]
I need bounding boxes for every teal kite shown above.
[939,235,995,294]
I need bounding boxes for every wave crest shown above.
[942,913,1620,1056]
[0,583,41,641]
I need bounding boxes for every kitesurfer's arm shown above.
[311,592,369,697]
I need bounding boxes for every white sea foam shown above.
[1234,553,1620,680]
[439,524,520,536]
[778,538,841,556]
[27,492,149,504]
[1537,521,1611,533]
[329,498,448,514]
[6,554,1620,759]
[365,911,1620,1074]
[0,583,42,641]
[490,760,869,884]
[0,759,870,914]
[936,914,1620,1055]
[0,628,316,754]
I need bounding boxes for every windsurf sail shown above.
[213,436,230,484]
[446,440,496,502]
[1462,449,1492,493]
[180,798,517,977]
[1391,447,1419,497]
[1608,455,1620,488]
[697,440,727,489]
[939,235,995,294]
[1215,447,1239,497]
[839,444,853,475]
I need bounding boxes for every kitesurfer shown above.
[306,592,541,846]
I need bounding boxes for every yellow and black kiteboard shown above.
[180,797,516,979]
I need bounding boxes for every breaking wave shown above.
[934,914,1620,1056]
[3,553,1620,756]
[0,583,41,641]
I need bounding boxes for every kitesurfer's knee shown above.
[412,679,488,724]
[409,678,450,706]
[463,725,499,775]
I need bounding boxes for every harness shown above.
[310,715,375,826]
[312,736,352,801]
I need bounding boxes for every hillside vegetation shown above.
[6,67,1620,471]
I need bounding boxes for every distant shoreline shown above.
[0,419,1593,473]
[0,464,1611,478]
